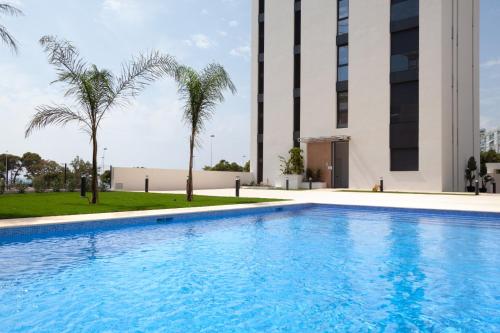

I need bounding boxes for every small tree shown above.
[174,63,236,201]
[465,156,478,190]
[479,160,493,192]
[279,148,304,175]
[26,36,176,204]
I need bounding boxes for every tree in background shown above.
[204,160,244,172]
[26,36,177,204]
[174,63,236,201]
[243,160,250,172]
[481,150,500,163]
[0,2,23,52]
[0,153,21,187]
[21,152,43,179]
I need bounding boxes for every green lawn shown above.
[0,192,280,219]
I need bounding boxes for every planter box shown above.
[300,182,327,190]
[277,175,303,190]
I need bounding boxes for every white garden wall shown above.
[111,167,254,192]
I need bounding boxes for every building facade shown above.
[251,0,480,192]
[480,128,500,153]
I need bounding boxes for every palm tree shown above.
[175,64,236,201]
[26,36,177,204]
[0,3,23,52]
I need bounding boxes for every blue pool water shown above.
[0,204,499,332]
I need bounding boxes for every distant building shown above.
[481,128,500,153]
[480,128,487,152]
[487,129,500,153]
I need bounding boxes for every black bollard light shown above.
[286,177,289,191]
[380,177,384,192]
[493,180,497,194]
[145,175,149,193]
[309,177,313,190]
[235,176,240,197]
[80,176,86,197]
[475,179,479,196]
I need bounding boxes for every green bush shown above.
[33,176,45,193]
[66,179,76,192]
[99,181,108,192]
[15,183,27,194]
[0,178,5,194]
[280,147,304,175]
[52,179,62,192]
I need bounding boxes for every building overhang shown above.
[299,135,351,143]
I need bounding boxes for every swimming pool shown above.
[0,204,499,332]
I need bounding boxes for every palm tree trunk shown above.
[91,131,98,204]
[187,134,195,201]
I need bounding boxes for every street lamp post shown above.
[4,151,8,190]
[101,147,108,175]
[210,135,215,167]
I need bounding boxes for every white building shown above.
[250,0,480,192]
[480,128,500,153]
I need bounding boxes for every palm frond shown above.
[175,64,236,148]
[0,3,23,53]
[39,35,87,84]
[0,23,17,52]
[108,51,177,109]
[25,105,89,138]
[0,3,23,16]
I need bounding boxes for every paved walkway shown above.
[159,188,500,213]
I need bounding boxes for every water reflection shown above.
[382,214,426,331]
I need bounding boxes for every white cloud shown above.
[481,58,500,68]
[228,20,239,27]
[101,0,146,23]
[201,9,209,15]
[230,45,250,59]
[184,34,214,49]
[218,30,228,37]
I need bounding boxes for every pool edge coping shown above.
[0,201,304,230]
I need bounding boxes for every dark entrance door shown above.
[333,141,349,188]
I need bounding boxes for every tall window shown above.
[390,0,419,171]
[336,0,348,128]
[257,0,265,183]
[390,28,419,73]
[293,1,301,147]
[337,45,348,82]
[337,0,349,35]
[337,92,348,128]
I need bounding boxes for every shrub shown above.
[15,183,27,194]
[99,181,108,192]
[0,178,5,194]
[279,147,304,175]
[465,156,478,190]
[52,179,62,192]
[33,176,45,193]
[314,169,321,182]
[66,179,76,192]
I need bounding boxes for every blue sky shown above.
[0,0,499,170]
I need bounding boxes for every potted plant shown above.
[278,147,304,190]
[465,156,477,192]
[479,160,492,193]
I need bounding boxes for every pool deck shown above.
[161,188,500,213]
[2,189,499,229]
